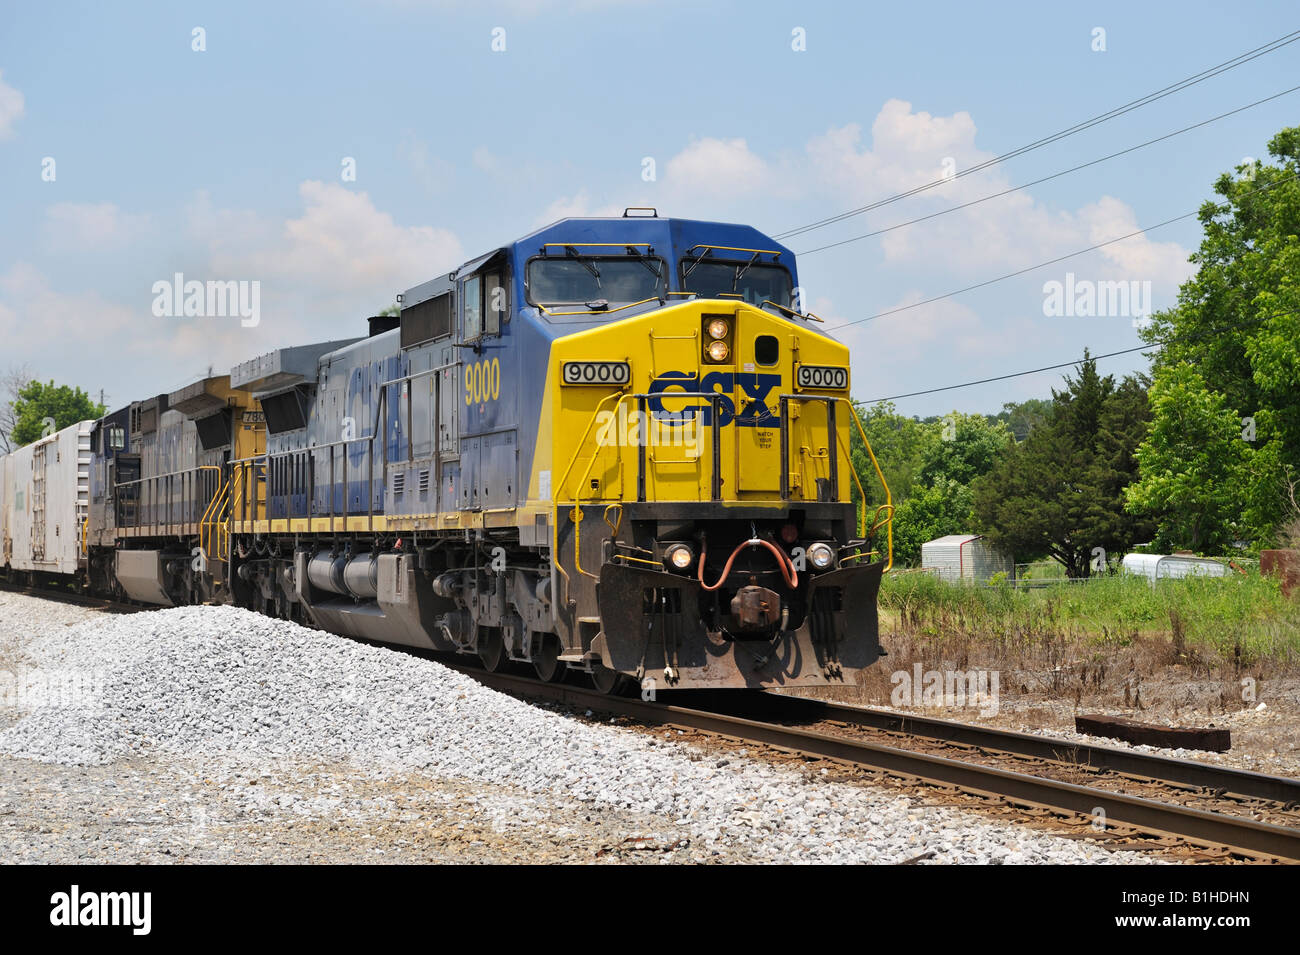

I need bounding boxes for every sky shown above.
[1,0,1297,418]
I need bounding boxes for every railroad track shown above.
[456,668,1300,864]
[0,578,135,613]
[6,581,1299,862]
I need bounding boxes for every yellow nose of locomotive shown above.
[545,298,854,508]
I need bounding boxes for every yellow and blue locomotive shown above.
[2,211,893,692]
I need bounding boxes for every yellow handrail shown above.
[537,297,663,318]
[541,242,654,251]
[548,388,895,584]
[684,244,783,257]
[840,398,893,571]
[197,466,226,564]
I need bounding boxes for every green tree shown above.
[8,380,106,447]
[991,397,1053,441]
[849,400,940,508]
[1125,365,1279,551]
[918,412,1011,486]
[972,357,1153,577]
[891,478,974,566]
[1131,127,1300,547]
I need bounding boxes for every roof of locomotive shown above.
[513,215,797,280]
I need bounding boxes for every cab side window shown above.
[463,276,483,341]
[482,270,503,336]
[463,270,507,340]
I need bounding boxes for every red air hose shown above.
[698,537,799,592]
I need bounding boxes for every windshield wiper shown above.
[732,251,761,288]
[564,246,602,285]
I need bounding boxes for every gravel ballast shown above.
[0,599,1159,864]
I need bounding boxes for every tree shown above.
[972,356,1154,577]
[1125,365,1280,551]
[0,363,33,453]
[7,380,106,447]
[1131,127,1300,548]
[990,397,1053,441]
[891,478,974,566]
[848,400,940,509]
[917,412,1011,486]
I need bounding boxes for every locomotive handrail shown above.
[760,299,825,324]
[535,297,663,318]
[777,394,892,571]
[199,467,228,562]
[683,244,783,258]
[556,390,723,580]
[110,463,220,533]
[540,242,654,252]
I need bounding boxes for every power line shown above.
[825,170,1299,333]
[774,28,1300,242]
[797,83,1300,257]
[860,304,1296,405]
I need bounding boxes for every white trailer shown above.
[0,421,95,576]
[920,534,1014,584]
[1121,553,1227,582]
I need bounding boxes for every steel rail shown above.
[460,668,1300,862]
[683,691,1300,806]
[6,584,1297,860]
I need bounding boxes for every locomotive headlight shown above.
[706,318,729,340]
[706,339,730,362]
[665,543,694,570]
[807,542,836,570]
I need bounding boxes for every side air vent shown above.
[401,292,453,349]
[260,386,309,434]
[195,408,233,450]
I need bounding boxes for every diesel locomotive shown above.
[0,210,893,692]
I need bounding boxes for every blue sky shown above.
[1,0,1297,416]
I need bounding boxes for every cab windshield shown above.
[680,257,793,308]
[527,255,667,307]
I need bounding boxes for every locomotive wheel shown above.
[532,633,565,683]
[478,627,508,672]
[590,661,630,695]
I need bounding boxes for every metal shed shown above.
[921,534,1014,584]
[1120,553,1227,582]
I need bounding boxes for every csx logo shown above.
[648,371,782,427]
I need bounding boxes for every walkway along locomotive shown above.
[0,211,894,692]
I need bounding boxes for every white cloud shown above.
[533,189,628,226]
[3,182,467,400]
[802,100,1193,289]
[1077,195,1193,287]
[664,137,769,200]
[0,263,138,357]
[818,292,986,358]
[44,202,151,250]
[0,70,23,139]
[195,180,463,295]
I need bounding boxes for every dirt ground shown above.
[789,623,1300,778]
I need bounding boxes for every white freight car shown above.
[921,534,1015,584]
[0,421,95,576]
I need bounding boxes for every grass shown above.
[879,568,1300,668]
[781,568,1300,715]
